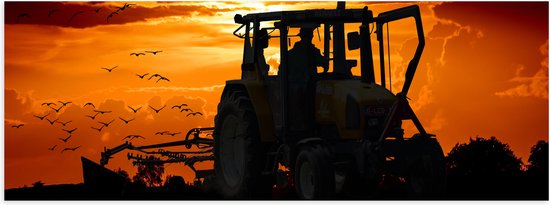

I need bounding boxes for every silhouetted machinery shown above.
[91,2,445,199]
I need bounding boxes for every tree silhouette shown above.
[445,136,527,199]
[525,140,548,200]
[131,156,165,187]
[527,140,548,176]
[446,136,523,177]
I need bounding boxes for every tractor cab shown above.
[232,3,426,141]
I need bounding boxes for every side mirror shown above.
[234,14,243,24]
[258,28,269,49]
[347,31,360,51]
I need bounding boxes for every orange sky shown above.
[4,1,548,189]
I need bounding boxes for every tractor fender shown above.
[221,80,276,143]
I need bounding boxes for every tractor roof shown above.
[235,8,368,24]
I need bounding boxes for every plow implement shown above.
[82,127,216,194]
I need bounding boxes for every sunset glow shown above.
[4,1,548,189]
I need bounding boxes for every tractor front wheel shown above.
[294,145,335,199]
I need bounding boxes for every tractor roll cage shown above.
[233,5,424,97]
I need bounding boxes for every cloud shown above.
[5,87,217,188]
[495,67,549,99]
[5,88,35,118]
[5,118,26,125]
[126,84,225,93]
[495,41,549,99]
[428,111,446,132]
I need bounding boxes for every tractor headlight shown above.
[346,95,360,129]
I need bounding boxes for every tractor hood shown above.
[315,79,397,140]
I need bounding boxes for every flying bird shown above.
[46,118,58,125]
[187,112,203,117]
[84,102,95,108]
[50,106,63,113]
[98,119,115,127]
[94,110,112,114]
[172,103,188,109]
[48,145,57,151]
[92,7,102,13]
[136,73,149,79]
[101,65,118,72]
[156,76,170,83]
[33,113,50,120]
[119,117,135,124]
[47,9,60,18]
[116,3,136,11]
[149,105,166,113]
[62,128,77,134]
[147,73,162,80]
[107,11,118,22]
[167,132,182,136]
[16,13,31,23]
[61,146,81,153]
[155,131,169,135]
[180,108,192,112]
[58,101,72,107]
[67,11,85,23]
[128,106,142,113]
[85,112,100,120]
[12,124,24,128]
[130,52,146,57]
[56,120,72,126]
[58,135,72,143]
[145,50,163,55]
[41,102,56,106]
[91,125,105,132]
[122,135,145,141]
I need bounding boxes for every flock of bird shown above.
[100,50,170,83]
[10,2,208,155]
[15,2,136,24]
[11,100,205,153]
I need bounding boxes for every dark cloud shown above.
[433,2,548,37]
[5,2,244,28]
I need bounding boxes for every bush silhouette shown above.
[164,175,186,192]
[114,168,131,181]
[32,181,44,188]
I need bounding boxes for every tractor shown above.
[213,2,445,199]
[92,2,445,200]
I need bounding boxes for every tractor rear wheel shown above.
[214,90,272,198]
[405,138,446,199]
[294,145,335,199]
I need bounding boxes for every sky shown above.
[4,1,548,189]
